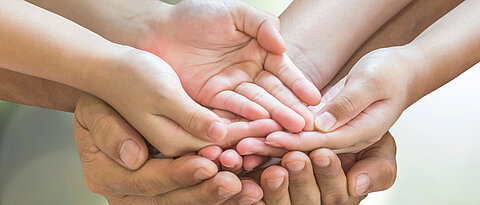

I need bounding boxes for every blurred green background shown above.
[1,0,480,204]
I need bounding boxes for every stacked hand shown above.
[70,0,400,204]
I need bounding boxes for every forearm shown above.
[405,0,480,106]
[281,0,412,88]
[0,69,81,112]
[26,0,171,48]
[0,0,125,92]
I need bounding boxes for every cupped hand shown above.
[74,94,269,204]
[249,132,397,205]
[138,0,321,132]
[253,47,411,153]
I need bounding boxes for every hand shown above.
[137,0,321,132]
[257,132,397,205]
[74,94,267,204]
[246,47,413,153]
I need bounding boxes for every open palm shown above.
[141,0,320,132]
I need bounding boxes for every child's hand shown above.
[238,47,414,154]
[138,0,321,132]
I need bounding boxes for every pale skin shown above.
[0,0,321,157]
[253,0,480,156]
[0,0,468,203]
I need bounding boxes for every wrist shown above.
[102,0,173,50]
[378,45,428,109]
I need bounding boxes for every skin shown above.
[0,0,466,204]
[0,0,320,156]
[263,0,479,154]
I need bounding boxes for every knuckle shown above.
[131,174,165,197]
[91,114,118,143]
[322,194,349,205]
[334,94,361,115]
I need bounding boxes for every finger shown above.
[75,120,218,198]
[222,179,264,205]
[75,94,148,170]
[265,101,396,153]
[127,156,219,197]
[310,149,350,205]
[264,54,321,106]
[219,149,244,175]
[142,115,212,157]
[236,138,288,157]
[163,87,227,143]
[281,151,321,205]
[347,132,397,197]
[243,155,267,171]
[314,78,379,132]
[220,118,282,148]
[198,145,223,162]
[228,0,285,54]
[155,171,242,205]
[235,82,305,132]
[261,166,290,205]
[254,70,315,130]
[210,90,270,120]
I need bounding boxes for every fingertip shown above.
[120,139,147,170]
[236,138,262,155]
[219,149,242,169]
[207,121,228,142]
[258,20,285,55]
[215,171,242,198]
[314,111,337,132]
[198,145,223,161]
[291,103,315,131]
[265,131,287,148]
[238,179,264,204]
[243,155,265,171]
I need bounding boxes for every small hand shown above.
[139,0,321,132]
[245,47,412,153]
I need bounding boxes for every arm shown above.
[280,0,412,89]
[0,68,81,112]
[404,0,480,106]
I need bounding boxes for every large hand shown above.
[257,132,397,205]
[138,0,321,132]
[74,94,269,204]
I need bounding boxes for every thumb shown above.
[75,94,148,170]
[228,0,285,54]
[346,132,397,197]
[315,79,378,132]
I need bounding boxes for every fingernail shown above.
[218,186,235,198]
[120,139,140,169]
[286,162,305,172]
[266,177,284,190]
[313,156,331,168]
[222,163,235,169]
[264,141,282,148]
[207,122,227,142]
[193,168,213,181]
[356,174,370,195]
[239,197,253,205]
[315,112,336,132]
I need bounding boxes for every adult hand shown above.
[258,132,397,205]
[74,94,267,204]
